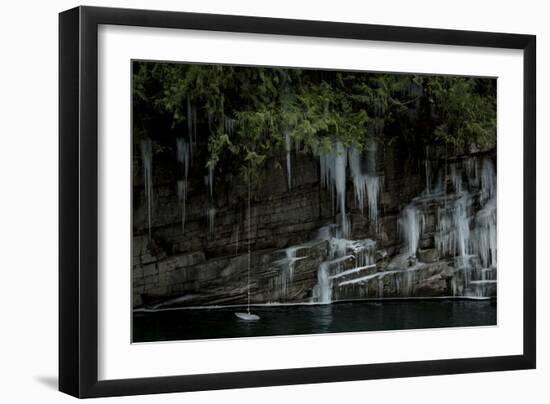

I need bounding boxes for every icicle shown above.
[424,145,431,194]
[313,230,376,304]
[378,278,384,298]
[314,262,332,303]
[204,161,215,234]
[366,176,380,224]
[177,180,187,233]
[434,194,472,258]
[140,139,153,239]
[320,142,381,233]
[453,194,471,257]
[449,163,463,194]
[475,197,497,268]
[435,206,454,257]
[464,156,479,188]
[206,207,216,234]
[474,157,497,268]
[318,142,348,234]
[207,164,214,200]
[192,105,197,146]
[276,245,309,297]
[348,146,380,224]
[186,97,194,159]
[399,204,424,258]
[319,153,334,212]
[365,140,380,224]
[176,138,190,179]
[176,138,190,233]
[348,147,366,211]
[285,131,292,190]
[334,142,348,236]
[480,158,496,204]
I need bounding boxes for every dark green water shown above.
[133,299,496,343]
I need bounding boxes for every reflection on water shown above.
[133,299,496,343]
[316,304,334,332]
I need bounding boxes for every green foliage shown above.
[426,77,496,149]
[133,62,496,186]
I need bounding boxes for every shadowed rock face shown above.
[132,143,497,308]
[135,239,329,308]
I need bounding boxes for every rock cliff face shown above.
[132,140,497,308]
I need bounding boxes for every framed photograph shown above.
[59,6,536,398]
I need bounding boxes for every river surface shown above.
[133,298,496,343]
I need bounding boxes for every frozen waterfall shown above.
[312,226,377,304]
[454,194,471,257]
[334,142,348,236]
[348,147,381,224]
[319,142,349,236]
[319,142,381,236]
[315,262,332,303]
[275,245,308,297]
[475,197,497,268]
[399,204,424,258]
[480,158,496,204]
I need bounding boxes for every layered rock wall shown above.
[132,142,496,308]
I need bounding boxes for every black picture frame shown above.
[59,5,536,398]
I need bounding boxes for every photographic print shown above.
[132,61,497,343]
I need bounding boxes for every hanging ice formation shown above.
[207,165,214,200]
[313,153,496,301]
[285,131,292,191]
[177,180,186,232]
[140,139,153,239]
[319,141,381,236]
[206,207,216,234]
[449,163,463,194]
[464,156,479,188]
[399,204,424,258]
[186,97,197,159]
[253,152,496,303]
[348,146,381,224]
[434,194,473,259]
[312,226,377,304]
[474,198,497,268]
[453,194,471,258]
[176,138,190,233]
[423,156,496,296]
[202,116,238,237]
[480,157,496,204]
[474,158,497,269]
[174,97,196,235]
[274,245,309,298]
[319,142,349,235]
[176,138,190,179]
[424,146,432,194]
[205,164,215,233]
